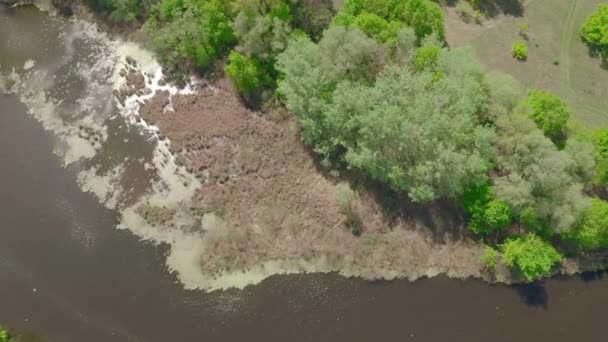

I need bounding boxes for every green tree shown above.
[501,233,563,281]
[461,183,512,235]
[565,198,608,251]
[225,51,266,92]
[525,89,570,148]
[493,105,590,233]
[414,45,441,70]
[144,0,235,75]
[580,4,608,48]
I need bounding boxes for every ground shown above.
[446,0,608,127]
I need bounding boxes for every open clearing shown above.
[446,0,608,127]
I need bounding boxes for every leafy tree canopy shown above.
[565,198,608,251]
[580,4,608,48]
[501,233,563,281]
[525,89,570,148]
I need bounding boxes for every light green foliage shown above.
[565,198,608,251]
[278,34,495,202]
[461,183,512,234]
[333,0,444,42]
[144,0,235,75]
[512,41,527,60]
[564,139,596,183]
[318,26,383,82]
[414,45,441,69]
[580,4,608,48]
[519,23,529,37]
[501,234,563,281]
[525,89,570,148]
[225,51,265,92]
[483,71,525,120]
[493,106,591,233]
[0,327,11,342]
[481,245,499,269]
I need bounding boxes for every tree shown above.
[225,51,266,92]
[144,0,235,75]
[580,4,608,48]
[501,233,563,281]
[332,0,444,42]
[525,89,570,148]
[461,183,512,235]
[565,198,608,251]
[493,105,590,233]
[0,326,11,342]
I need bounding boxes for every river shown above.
[1,4,608,342]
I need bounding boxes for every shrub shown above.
[414,45,441,69]
[512,41,527,60]
[592,129,608,184]
[580,4,608,48]
[519,23,529,38]
[501,233,563,281]
[456,1,475,23]
[481,245,499,269]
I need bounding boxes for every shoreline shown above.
[3,1,608,292]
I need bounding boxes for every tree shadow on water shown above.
[580,270,606,283]
[513,282,549,309]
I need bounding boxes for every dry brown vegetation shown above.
[138,80,491,281]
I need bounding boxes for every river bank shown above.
[2,1,608,293]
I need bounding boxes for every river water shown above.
[1,4,608,342]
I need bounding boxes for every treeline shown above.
[81,0,608,281]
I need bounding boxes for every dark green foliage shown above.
[501,233,563,281]
[225,51,266,92]
[580,4,608,48]
[525,89,570,148]
[461,183,512,235]
[143,0,236,75]
[84,0,147,22]
[333,0,444,42]
[565,198,608,251]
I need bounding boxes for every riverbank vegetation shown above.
[0,326,14,342]
[68,0,608,283]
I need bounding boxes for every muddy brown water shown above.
[2,5,608,342]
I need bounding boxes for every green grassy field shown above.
[446,0,608,127]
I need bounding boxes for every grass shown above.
[446,0,608,127]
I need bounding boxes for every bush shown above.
[501,233,563,281]
[592,129,608,184]
[519,23,529,38]
[580,4,608,48]
[481,245,499,269]
[456,1,475,22]
[512,41,527,60]
[525,89,570,148]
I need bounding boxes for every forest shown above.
[76,0,608,282]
